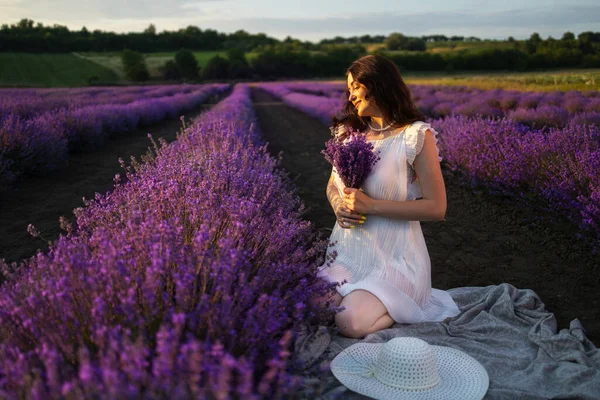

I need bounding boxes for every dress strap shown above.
[405,122,443,166]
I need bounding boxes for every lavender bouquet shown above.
[321,125,381,189]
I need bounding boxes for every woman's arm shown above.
[326,171,343,212]
[342,129,446,221]
[328,170,365,228]
[371,129,446,221]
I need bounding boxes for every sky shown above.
[0,0,599,42]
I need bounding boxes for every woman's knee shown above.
[335,310,368,339]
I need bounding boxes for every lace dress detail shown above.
[407,122,442,200]
[317,121,460,324]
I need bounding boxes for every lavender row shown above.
[0,84,230,190]
[0,84,202,120]
[271,81,345,98]
[259,83,600,249]
[410,85,600,128]
[277,82,600,128]
[0,84,332,398]
[435,116,600,246]
[256,83,341,126]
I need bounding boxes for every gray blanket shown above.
[292,283,600,399]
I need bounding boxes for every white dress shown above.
[317,121,461,324]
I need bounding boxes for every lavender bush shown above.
[0,84,339,398]
[507,105,570,129]
[435,116,600,245]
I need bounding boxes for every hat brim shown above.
[331,342,489,400]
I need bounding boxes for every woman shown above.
[314,55,461,339]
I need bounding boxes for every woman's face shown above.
[347,72,380,118]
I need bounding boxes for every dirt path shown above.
[251,87,600,346]
[0,93,227,264]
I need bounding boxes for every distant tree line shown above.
[0,19,485,53]
[122,45,368,82]
[376,32,600,71]
[311,34,481,47]
[243,32,599,79]
[3,19,598,55]
[126,41,599,83]
[0,19,280,52]
[378,47,599,73]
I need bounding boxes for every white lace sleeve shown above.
[405,121,443,166]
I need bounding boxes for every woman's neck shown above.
[369,116,392,129]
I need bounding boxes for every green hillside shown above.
[79,51,258,79]
[0,53,120,87]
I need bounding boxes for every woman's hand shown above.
[334,198,365,229]
[342,187,375,215]
[332,124,349,141]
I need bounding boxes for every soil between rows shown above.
[250,87,600,346]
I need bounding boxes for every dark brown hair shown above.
[332,54,424,132]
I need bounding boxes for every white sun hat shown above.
[330,337,489,400]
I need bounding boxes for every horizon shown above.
[1,0,599,44]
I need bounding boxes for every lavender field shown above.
[0,81,598,398]
[1,84,334,397]
[0,83,230,190]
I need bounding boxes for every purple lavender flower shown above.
[321,127,380,189]
[0,84,329,398]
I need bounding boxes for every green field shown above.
[78,51,259,79]
[300,69,600,92]
[0,53,120,87]
[366,41,517,54]
[425,40,516,53]
[402,69,600,92]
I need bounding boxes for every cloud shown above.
[202,5,600,40]
[231,6,600,35]
[0,2,597,41]
[0,0,225,20]
[181,1,225,10]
